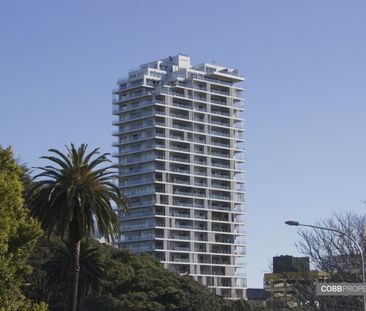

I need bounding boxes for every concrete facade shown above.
[112,54,246,299]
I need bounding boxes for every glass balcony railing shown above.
[210,194,231,200]
[171,167,190,174]
[171,246,190,252]
[212,162,230,169]
[210,120,230,127]
[112,99,154,114]
[210,130,230,137]
[170,145,190,152]
[119,111,154,122]
[171,257,190,263]
[171,157,190,163]
[194,171,207,176]
[175,223,193,230]
[171,212,190,218]
[212,184,231,190]
[171,235,190,240]
[210,141,230,148]
[210,88,230,96]
[211,152,230,158]
[210,98,227,106]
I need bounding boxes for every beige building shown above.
[264,256,328,310]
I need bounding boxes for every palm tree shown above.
[45,241,104,301]
[29,143,128,311]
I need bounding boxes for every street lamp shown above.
[285,220,366,311]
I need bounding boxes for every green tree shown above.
[24,239,262,311]
[0,146,42,310]
[45,241,104,299]
[29,144,128,311]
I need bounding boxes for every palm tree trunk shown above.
[66,240,80,311]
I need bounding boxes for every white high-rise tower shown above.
[113,54,246,299]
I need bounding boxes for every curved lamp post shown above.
[285,220,366,311]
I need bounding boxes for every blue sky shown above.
[1,1,366,288]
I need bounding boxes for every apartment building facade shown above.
[112,54,246,299]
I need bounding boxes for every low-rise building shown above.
[264,255,328,310]
[246,288,266,307]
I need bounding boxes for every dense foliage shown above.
[0,145,266,310]
[0,146,43,310]
[28,144,128,311]
[24,239,260,311]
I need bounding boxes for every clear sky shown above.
[1,0,366,288]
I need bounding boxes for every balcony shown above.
[210,120,230,127]
[215,237,234,244]
[172,179,190,185]
[211,172,231,179]
[156,143,165,149]
[173,102,192,110]
[155,209,165,216]
[210,130,230,138]
[210,88,230,96]
[130,197,155,207]
[155,121,165,127]
[156,132,166,138]
[194,106,207,112]
[209,204,231,212]
[172,212,190,218]
[210,194,231,201]
[211,151,230,158]
[172,200,192,207]
[212,183,231,190]
[193,213,207,220]
[171,235,190,241]
[211,225,231,233]
[211,162,230,169]
[210,141,230,148]
[171,246,190,252]
[212,213,229,222]
[194,246,206,252]
[194,170,207,176]
[211,109,230,116]
[175,223,193,230]
[170,134,184,141]
[117,143,154,154]
[113,90,152,100]
[194,224,208,231]
[171,156,190,163]
[211,247,231,254]
[170,145,190,152]
[112,100,154,114]
[120,233,155,242]
[171,113,189,120]
[194,182,207,187]
[173,124,192,131]
[210,98,227,106]
[191,74,233,86]
[119,112,155,123]
[119,155,155,165]
[171,167,190,174]
[194,160,207,166]
[173,189,206,198]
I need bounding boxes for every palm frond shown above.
[29,143,128,242]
